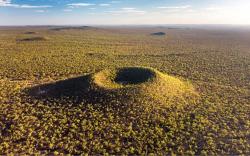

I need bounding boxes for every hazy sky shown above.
[0,0,250,25]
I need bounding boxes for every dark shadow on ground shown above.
[16,36,48,42]
[31,76,88,95]
[24,73,164,118]
[26,75,94,103]
[25,74,128,106]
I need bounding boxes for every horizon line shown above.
[0,24,250,27]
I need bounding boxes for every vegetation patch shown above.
[85,52,107,57]
[114,67,155,85]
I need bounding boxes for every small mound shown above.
[17,36,48,42]
[24,31,36,34]
[151,32,166,36]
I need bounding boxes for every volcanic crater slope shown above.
[28,67,197,106]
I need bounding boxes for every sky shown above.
[0,0,250,25]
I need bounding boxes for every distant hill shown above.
[151,32,166,36]
[24,31,36,34]
[50,26,95,31]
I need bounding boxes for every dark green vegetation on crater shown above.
[0,26,249,155]
[114,67,155,85]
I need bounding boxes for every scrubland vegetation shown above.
[0,26,249,155]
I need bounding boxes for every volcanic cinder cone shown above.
[28,67,198,108]
[89,67,197,106]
